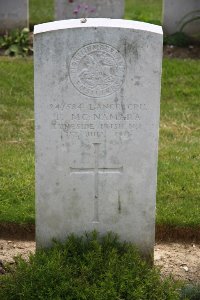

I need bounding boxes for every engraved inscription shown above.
[50,101,147,140]
[69,43,126,98]
[70,143,123,223]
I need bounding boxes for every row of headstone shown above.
[0,0,199,37]
[0,0,29,33]
[34,18,163,259]
[0,0,124,33]
[163,0,200,36]
[55,0,124,20]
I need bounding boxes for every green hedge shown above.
[0,232,180,300]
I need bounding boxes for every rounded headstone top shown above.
[34,18,163,35]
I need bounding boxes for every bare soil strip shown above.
[0,239,200,283]
[1,223,200,283]
[163,45,200,59]
[154,243,200,283]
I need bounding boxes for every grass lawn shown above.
[29,0,54,27]
[0,58,34,224]
[0,0,199,227]
[157,59,200,226]
[29,0,162,26]
[125,0,162,24]
[0,57,199,227]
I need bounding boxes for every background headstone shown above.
[163,0,200,36]
[34,19,163,259]
[55,0,124,20]
[0,0,29,33]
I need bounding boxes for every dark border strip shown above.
[156,225,200,243]
[0,223,35,240]
[0,223,200,242]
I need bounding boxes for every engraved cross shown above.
[70,143,123,223]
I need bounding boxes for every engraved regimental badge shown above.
[69,43,126,98]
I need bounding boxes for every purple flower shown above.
[69,2,96,18]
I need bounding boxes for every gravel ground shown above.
[0,239,200,283]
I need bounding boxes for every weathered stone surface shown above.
[163,0,200,36]
[0,0,29,32]
[55,0,124,20]
[34,19,163,258]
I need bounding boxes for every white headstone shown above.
[163,0,200,36]
[0,0,29,33]
[55,0,124,20]
[34,19,163,259]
